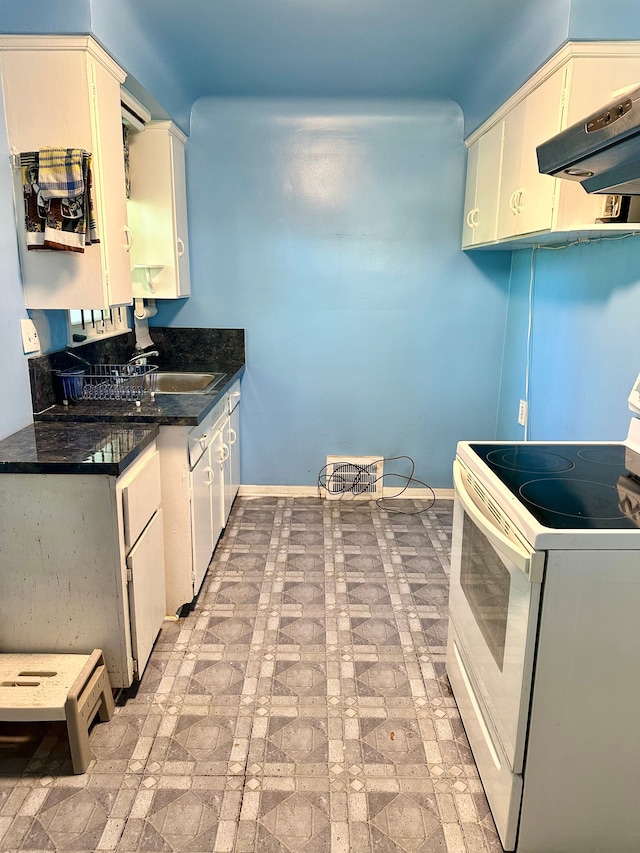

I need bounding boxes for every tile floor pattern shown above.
[0,497,504,853]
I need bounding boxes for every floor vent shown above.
[322,456,384,500]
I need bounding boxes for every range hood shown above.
[537,85,640,194]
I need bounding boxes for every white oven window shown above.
[460,512,511,671]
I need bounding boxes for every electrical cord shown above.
[317,455,435,514]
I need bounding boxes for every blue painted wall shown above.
[153,98,511,487]
[569,0,640,39]
[496,240,640,442]
[0,1,91,33]
[459,0,572,135]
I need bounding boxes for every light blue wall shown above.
[459,0,572,135]
[569,0,640,39]
[89,2,192,131]
[0,1,91,33]
[496,240,640,442]
[153,98,511,487]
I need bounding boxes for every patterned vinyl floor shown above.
[0,496,503,853]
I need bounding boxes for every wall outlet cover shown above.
[518,399,528,427]
[20,318,40,353]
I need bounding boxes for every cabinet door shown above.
[127,509,166,678]
[227,401,240,513]
[462,140,480,248]
[210,427,227,537]
[473,122,504,245]
[462,122,504,248]
[191,447,216,595]
[128,121,191,299]
[498,68,564,240]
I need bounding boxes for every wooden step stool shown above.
[0,649,114,773]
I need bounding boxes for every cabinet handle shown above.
[198,434,208,447]
[205,466,215,485]
[228,427,237,445]
[220,443,230,462]
[515,188,525,213]
[466,208,479,229]
[177,237,185,257]
[509,191,518,215]
[122,225,134,252]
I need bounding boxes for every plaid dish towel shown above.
[38,147,84,199]
[21,150,100,253]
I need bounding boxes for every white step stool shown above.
[0,649,114,774]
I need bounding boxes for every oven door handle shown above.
[453,460,543,582]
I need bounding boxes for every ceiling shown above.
[115,0,567,123]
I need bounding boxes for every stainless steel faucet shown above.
[127,350,159,364]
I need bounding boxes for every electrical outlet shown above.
[20,319,40,353]
[518,399,528,427]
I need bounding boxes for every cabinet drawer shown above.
[188,399,227,467]
[122,450,161,549]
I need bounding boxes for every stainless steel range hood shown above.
[537,85,640,194]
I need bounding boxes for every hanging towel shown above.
[21,150,100,253]
[38,147,84,199]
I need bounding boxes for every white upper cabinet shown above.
[127,121,191,299]
[497,67,565,241]
[0,36,132,308]
[462,121,504,248]
[463,42,640,249]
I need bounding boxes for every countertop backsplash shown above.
[29,327,245,414]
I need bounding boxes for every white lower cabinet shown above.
[158,384,241,616]
[0,444,166,688]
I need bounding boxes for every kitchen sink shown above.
[154,372,225,394]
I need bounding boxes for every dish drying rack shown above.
[56,364,158,404]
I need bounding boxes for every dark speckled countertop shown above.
[4,328,246,474]
[35,366,245,426]
[0,422,159,475]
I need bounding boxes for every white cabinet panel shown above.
[191,444,216,594]
[127,509,166,678]
[498,68,564,240]
[121,449,161,549]
[462,122,504,248]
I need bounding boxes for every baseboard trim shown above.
[238,485,454,501]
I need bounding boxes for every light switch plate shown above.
[20,318,40,353]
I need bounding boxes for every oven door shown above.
[449,459,544,772]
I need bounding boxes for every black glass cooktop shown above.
[470,443,640,530]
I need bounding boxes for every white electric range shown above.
[446,381,640,853]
